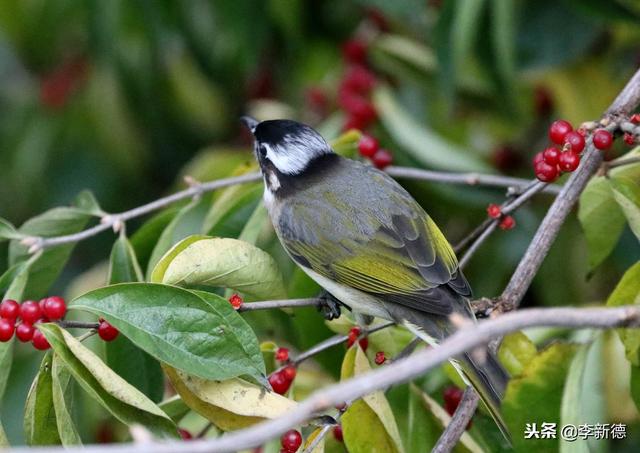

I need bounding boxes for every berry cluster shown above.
[534,119,614,182]
[358,134,393,169]
[280,429,302,453]
[443,386,473,429]
[486,204,516,231]
[346,327,368,351]
[0,297,67,350]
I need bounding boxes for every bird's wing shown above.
[277,167,471,316]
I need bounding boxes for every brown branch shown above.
[432,387,479,453]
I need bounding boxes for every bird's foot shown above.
[317,291,344,320]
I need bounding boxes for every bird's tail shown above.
[400,313,511,444]
[457,350,511,444]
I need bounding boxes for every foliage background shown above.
[0,0,639,450]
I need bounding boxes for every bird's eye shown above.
[259,144,268,158]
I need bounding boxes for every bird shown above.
[242,116,510,441]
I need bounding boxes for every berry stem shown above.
[56,320,100,329]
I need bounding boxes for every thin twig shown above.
[24,167,555,252]
[56,320,100,329]
[385,167,561,194]
[12,305,640,453]
[602,155,640,171]
[238,298,320,312]
[432,387,479,453]
[458,221,498,269]
[292,322,395,366]
[302,406,347,453]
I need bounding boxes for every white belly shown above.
[302,267,392,320]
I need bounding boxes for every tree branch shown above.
[12,305,640,453]
[24,167,554,253]
[432,387,479,453]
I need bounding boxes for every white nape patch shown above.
[264,132,330,175]
[268,172,281,190]
[263,186,276,210]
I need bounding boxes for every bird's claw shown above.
[317,291,342,320]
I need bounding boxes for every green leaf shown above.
[611,176,640,241]
[152,235,287,300]
[503,343,577,453]
[579,151,640,270]
[238,203,271,246]
[69,283,266,382]
[406,384,442,452]
[51,355,82,445]
[72,190,105,217]
[498,331,537,377]
[163,365,296,431]
[24,352,61,446]
[130,207,180,272]
[0,218,23,241]
[108,234,144,284]
[374,86,490,172]
[38,324,177,438]
[341,346,405,453]
[158,395,190,423]
[146,196,211,279]
[560,333,606,453]
[106,235,164,402]
[8,207,91,299]
[0,423,7,447]
[606,261,640,364]
[203,182,262,238]
[330,129,361,158]
[490,0,516,95]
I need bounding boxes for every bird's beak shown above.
[240,116,259,134]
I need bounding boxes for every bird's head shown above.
[241,117,333,191]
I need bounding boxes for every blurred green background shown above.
[1,0,640,449]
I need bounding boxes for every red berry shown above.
[491,145,522,172]
[20,300,42,324]
[358,337,369,351]
[16,323,34,342]
[228,294,243,310]
[486,204,501,219]
[630,113,640,124]
[305,87,328,112]
[346,327,361,348]
[268,371,291,395]
[339,93,377,125]
[563,131,585,153]
[342,115,365,132]
[333,425,344,442]
[0,319,14,342]
[534,161,559,182]
[42,296,66,320]
[32,328,50,350]
[98,320,119,341]
[341,65,376,95]
[178,429,193,440]
[533,85,553,117]
[558,151,581,172]
[592,129,613,150]
[358,135,379,157]
[443,386,463,416]
[372,149,393,169]
[375,351,386,365]
[499,215,516,231]
[549,120,573,144]
[532,152,544,166]
[0,300,20,320]
[282,365,297,382]
[624,133,635,145]
[342,40,368,64]
[542,146,561,166]
[281,429,302,452]
[275,347,289,362]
